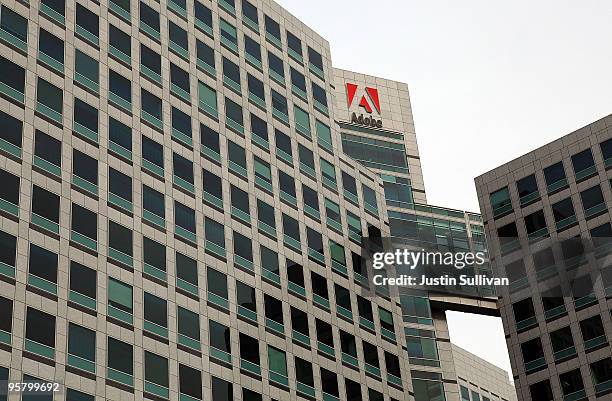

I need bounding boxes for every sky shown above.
[277,0,612,375]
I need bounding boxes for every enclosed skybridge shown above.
[361,232,502,316]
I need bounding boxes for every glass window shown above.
[142,89,162,121]
[264,294,283,325]
[580,185,605,215]
[37,78,63,116]
[175,201,196,233]
[286,30,302,58]
[220,18,237,47]
[144,292,167,328]
[302,185,320,214]
[201,124,220,155]
[291,306,308,336]
[316,120,332,150]
[268,51,284,81]
[207,267,228,299]
[172,107,192,140]
[90,221,121,267]
[571,148,595,176]
[69,261,96,300]
[228,140,247,169]
[140,2,160,32]
[142,136,164,169]
[251,113,268,142]
[109,25,130,57]
[26,307,55,349]
[0,169,19,206]
[1,7,27,44]
[169,20,188,50]
[524,209,547,236]
[39,29,64,65]
[279,170,295,197]
[107,337,133,376]
[242,0,258,25]
[68,323,95,364]
[460,385,470,401]
[108,277,132,314]
[66,389,94,401]
[205,217,225,249]
[71,204,97,240]
[34,130,61,167]
[211,376,232,401]
[312,83,327,108]
[308,47,323,73]
[294,105,311,135]
[551,197,575,226]
[325,198,341,224]
[529,380,554,401]
[143,185,165,218]
[239,333,259,365]
[260,245,278,275]
[199,81,217,115]
[194,1,212,31]
[143,237,165,272]
[173,153,194,185]
[590,358,612,393]
[0,55,24,99]
[29,244,57,284]
[247,74,265,101]
[275,129,292,159]
[287,259,304,287]
[290,67,306,94]
[144,352,169,389]
[74,98,98,135]
[271,89,288,116]
[196,39,215,70]
[141,44,161,79]
[257,199,275,228]
[230,185,249,215]
[109,70,131,104]
[490,186,511,215]
[244,35,261,62]
[320,158,336,185]
[168,253,193,291]
[225,97,244,128]
[330,241,346,266]
[267,346,287,376]
[406,330,439,366]
[209,319,231,353]
[76,4,99,38]
[74,49,98,85]
[234,231,252,263]
[0,230,16,269]
[321,368,339,398]
[559,369,584,397]
[282,213,300,243]
[312,273,328,299]
[264,15,280,42]
[73,149,98,184]
[203,169,223,200]
[109,117,131,152]
[517,174,538,203]
[236,281,256,313]
[345,379,362,401]
[222,57,240,85]
[179,365,202,400]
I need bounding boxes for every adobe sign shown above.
[346,83,383,128]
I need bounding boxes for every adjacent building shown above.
[475,115,612,401]
[452,344,518,401]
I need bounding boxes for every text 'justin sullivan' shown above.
[372,274,509,287]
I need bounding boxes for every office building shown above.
[332,70,506,401]
[0,0,412,399]
[475,115,612,401]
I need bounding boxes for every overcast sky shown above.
[277,0,612,375]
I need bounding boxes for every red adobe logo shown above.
[346,83,381,114]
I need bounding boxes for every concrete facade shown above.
[475,115,612,401]
[0,0,412,399]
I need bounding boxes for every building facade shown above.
[452,344,518,401]
[475,115,612,401]
[332,69,504,401]
[0,0,413,400]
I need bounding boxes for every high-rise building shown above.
[452,344,518,401]
[475,115,612,401]
[0,0,412,400]
[332,70,506,401]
